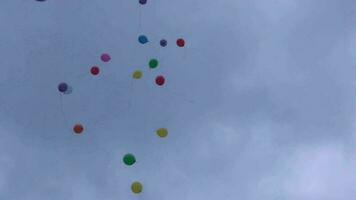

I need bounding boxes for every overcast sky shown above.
[0,0,356,199]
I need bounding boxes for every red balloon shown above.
[176,38,185,47]
[155,75,165,86]
[90,66,100,75]
[73,124,84,134]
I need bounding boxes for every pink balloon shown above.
[101,53,111,62]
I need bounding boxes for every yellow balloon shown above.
[156,128,168,138]
[132,70,143,79]
[131,181,143,194]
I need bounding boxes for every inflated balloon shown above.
[90,66,100,76]
[132,70,143,79]
[131,181,143,194]
[149,59,159,69]
[138,35,148,44]
[177,38,185,47]
[139,0,147,5]
[160,39,167,47]
[73,124,84,134]
[123,154,136,166]
[156,128,168,138]
[155,75,165,86]
[101,53,111,62]
[58,82,68,93]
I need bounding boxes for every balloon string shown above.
[59,94,72,134]
[137,7,142,33]
[127,79,135,112]
[183,47,187,60]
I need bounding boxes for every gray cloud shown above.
[0,0,355,199]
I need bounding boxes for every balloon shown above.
[160,39,167,47]
[176,38,185,47]
[149,59,159,69]
[155,75,165,86]
[73,124,84,134]
[138,35,148,44]
[90,66,100,76]
[131,181,143,194]
[58,82,68,93]
[132,70,143,79]
[139,0,147,5]
[123,154,136,166]
[156,128,168,138]
[101,53,111,62]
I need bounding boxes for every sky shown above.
[0,0,356,199]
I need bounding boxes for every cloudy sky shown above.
[0,0,356,199]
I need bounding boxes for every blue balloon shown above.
[138,35,148,44]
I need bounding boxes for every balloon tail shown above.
[59,94,72,133]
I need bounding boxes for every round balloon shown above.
[73,124,84,134]
[138,35,148,44]
[132,70,143,79]
[101,53,111,62]
[131,181,143,194]
[90,66,100,76]
[156,128,168,138]
[58,82,68,93]
[177,38,185,47]
[149,59,159,69]
[123,154,136,166]
[155,75,165,86]
[139,0,147,5]
[160,39,167,47]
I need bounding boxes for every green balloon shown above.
[149,59,159,69]
[123,154,136,166]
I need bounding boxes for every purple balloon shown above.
[100,53,111,62]
[58,82,68,93]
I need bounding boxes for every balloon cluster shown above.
[123,127,169,194]
[126,0,185,195]
[51,0,186,195]
[134,35,185,87]
[57,52,112,135]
